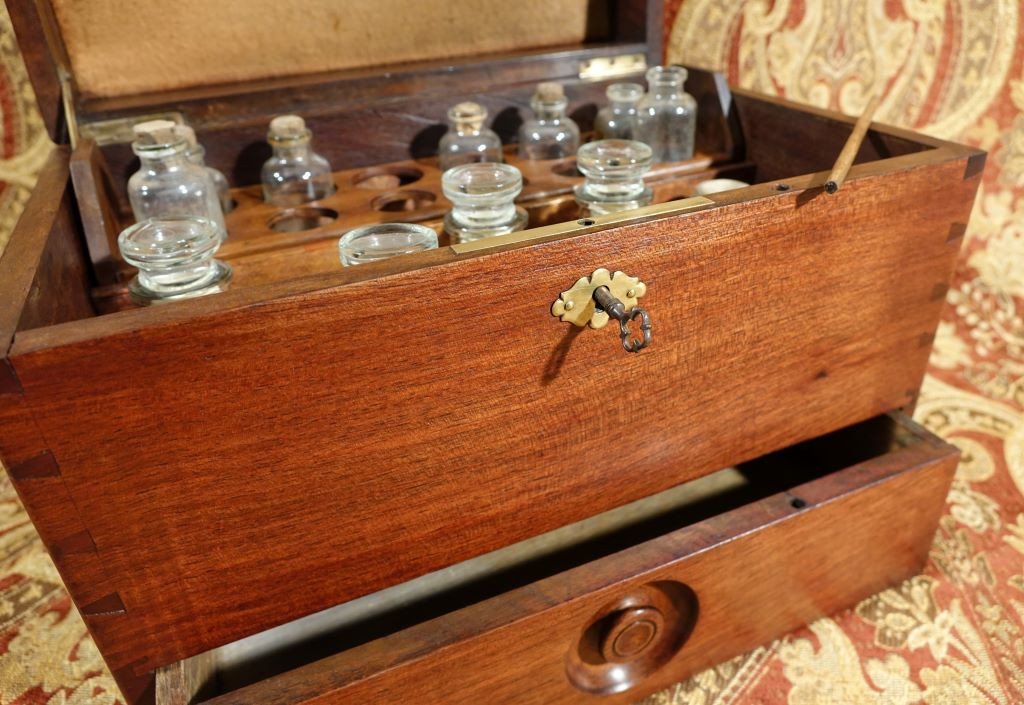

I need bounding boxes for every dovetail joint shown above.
[8,451,61,480]
[81,592,127,617]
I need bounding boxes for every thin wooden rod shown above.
[825,93,882,194]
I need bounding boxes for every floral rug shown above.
[1,1,1022,703]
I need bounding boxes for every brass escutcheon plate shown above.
[552,268,647,330]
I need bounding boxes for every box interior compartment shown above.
[31,78,940,323]
[164,412,932,700]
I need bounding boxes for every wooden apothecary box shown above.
[1,1,981,703]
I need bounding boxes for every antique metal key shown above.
[551,268,652,353]
[592,285,652,352]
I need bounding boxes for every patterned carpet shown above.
[1,1,1022,704]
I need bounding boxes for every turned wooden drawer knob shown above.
[566,581,698,695]
[600,606,663,660]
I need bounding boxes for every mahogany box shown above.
[0,0,982,703]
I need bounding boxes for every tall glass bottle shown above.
[438,102,503,171]
[517,82,580,161]
[177,125,233,213]
[635,66,697,162]
[261,115,335,206]
[595,83,643,140]
[128,120,227,239]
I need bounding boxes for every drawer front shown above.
[172,414,958,705]
[7,150,977,676]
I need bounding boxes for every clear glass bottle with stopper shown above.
[177,124,233,213]
[261,115,335,206]
[635,66,697,162]
[595,83,643,140]
[128,120,227,239]
[439,102,503,171]
[443,163,528,243]
[517,82,580,160]
[574,139,653,217]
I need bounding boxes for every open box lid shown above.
[10,0,661,145]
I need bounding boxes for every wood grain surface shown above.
[5,0,66,142]
[0,147,93,345]
[168,413,958,705]
[2,143,979,684]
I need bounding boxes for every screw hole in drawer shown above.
[775,182,792,192]
[577,219,596,227]
[790,496,807,509]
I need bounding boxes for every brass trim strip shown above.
[79,112,187,146]
[450,196,715,254]
[578,53,648,81]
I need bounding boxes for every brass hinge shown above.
[579,53,648,81]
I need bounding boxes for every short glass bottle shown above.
[635,66,697,162]
[177,124,233,213]
[338,223,439,266]
[118,217,232,303]
[442,163,528,242]
[595,83,643,140]
[261,115,335,206]
[517,82,580,161]
[574,139,653,217]
[438,102,503,171]
[128,120,227,239]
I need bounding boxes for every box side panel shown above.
[9,152,979,677]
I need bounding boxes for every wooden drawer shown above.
[155,412,958,705]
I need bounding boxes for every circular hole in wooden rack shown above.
[352,166,425,190]
[566,581,698,695]
[371,190,437,213]
[268,207,339,233]
[551,159,583,178]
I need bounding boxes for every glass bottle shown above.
[177,124,233,213]
[517,82,580,161]
[595,83,643,140]
[438,102,503,171]
[118,216,231,303]
[574,139,653,217]
[635,66,697,162]
[338,223,438,266]
[128,120,227,240]
[442,163,528,242]
[261,115,335,206]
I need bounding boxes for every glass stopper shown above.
[574,139,653,217]
[118,217,232,303]
[442,162,528,242]
[338,223,439,266]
